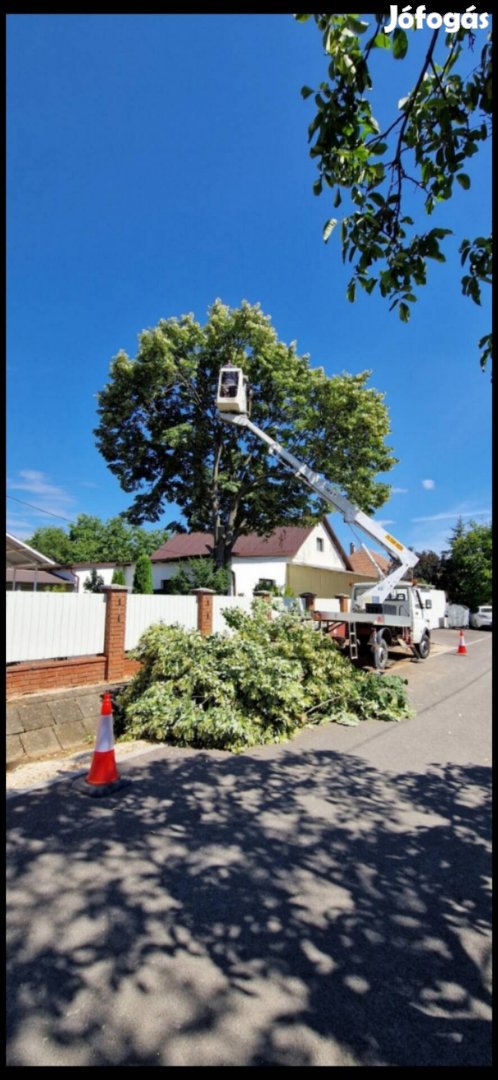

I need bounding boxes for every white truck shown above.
[216,364,432,670]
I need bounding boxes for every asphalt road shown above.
[6,629,492,1067]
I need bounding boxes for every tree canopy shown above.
[413,549,445,587]
[28,514,168,565]
[166,558,231,596]
[296,13,492,369]
[413,519,492,608]
[440,518,492,609]
[94,300,397,569]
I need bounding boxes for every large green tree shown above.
[439,518,492,609]
[28,514,168,564]
[95,300,397,570]
[413,549,444,587]
[25,526,74,565]
[296,13,492,369]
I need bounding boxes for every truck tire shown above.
[372,631,389,671]
[413,632,431,660]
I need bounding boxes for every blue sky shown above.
[7,14,492,556]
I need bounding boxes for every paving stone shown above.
[21,728,62,758]
[7,735,25,766]
[81,716,99,737]
[77,693,106,718]
[49,699,85,726]
[16,703,54,731]
[6,706,23,735]
[55,721,89,750]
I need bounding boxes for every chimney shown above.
[350,543,356,555]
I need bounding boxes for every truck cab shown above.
[351,581,432,664]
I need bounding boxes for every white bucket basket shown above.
[216,365,248,414]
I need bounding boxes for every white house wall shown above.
[122,565,135,590]
[232,557,288,596]
[72,565,135,591]
[291,523,346,571]
[152,562,178,592]
[73,567,116,592]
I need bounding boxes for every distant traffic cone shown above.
[74,692,130,796]
[457,629,467,655]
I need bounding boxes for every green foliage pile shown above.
[117,600,413,752]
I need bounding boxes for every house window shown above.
[255,578,276,594]
[316,537,324,552]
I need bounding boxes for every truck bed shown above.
[314,610,412,628]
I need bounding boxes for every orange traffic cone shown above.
[86,692,120,785]
[75,692,130,797]
[457,629,467,655]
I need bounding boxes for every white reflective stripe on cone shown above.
[95,715,114,753]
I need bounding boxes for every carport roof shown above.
[6,532,57,571]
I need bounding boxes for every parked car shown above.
[470,605,492,630]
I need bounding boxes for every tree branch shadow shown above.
[6,747,491,1066]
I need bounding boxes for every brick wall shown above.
[6,655,107,698]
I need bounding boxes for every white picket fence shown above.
[6,591,340,665]
[6,593,107,663]
[124,595,198,650]
[315,597,343,613]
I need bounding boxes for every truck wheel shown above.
[372,632,389,671]
[414,633,431,660]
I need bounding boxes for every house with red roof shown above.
[150,519,374,599]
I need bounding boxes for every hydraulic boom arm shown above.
[218,408,418,605]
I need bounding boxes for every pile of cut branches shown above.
[116,600,413,752]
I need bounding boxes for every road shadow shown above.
[6,747,492,1066]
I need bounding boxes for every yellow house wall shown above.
[287,564,372,599]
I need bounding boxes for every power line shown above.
[6,495,75,525]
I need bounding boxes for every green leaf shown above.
[323,218,338,243]
[370,141,388,156]
[294,14,312,22]
[373,32,391,49]
[346,281,356,302]
[345,16,369,35]
[456,173,471,190]
[300,85,314,99]
[334,188,342,208]
[399,302,410,323]
[392,28,408,60]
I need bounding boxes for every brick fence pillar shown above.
[191,588,215,636]
[103,585,129,681]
